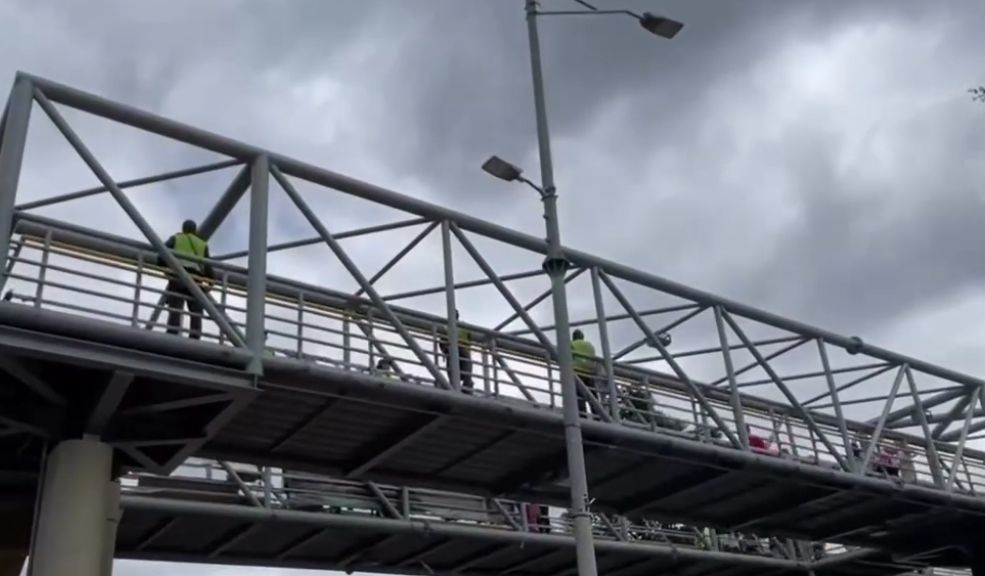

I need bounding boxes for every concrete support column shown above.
[31,439,119,576]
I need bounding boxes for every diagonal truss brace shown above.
[271,164,448,389]
[722,310,848,470]
[599,271,739,447]
[32,88,247,347]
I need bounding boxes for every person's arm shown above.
[158,235,175,267]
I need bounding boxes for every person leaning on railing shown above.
[159,219,214,340]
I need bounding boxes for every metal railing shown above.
[119,458,851,565]
[4,221,985,501]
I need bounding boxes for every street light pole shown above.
[524,2,599,575]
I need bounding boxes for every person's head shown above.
[572,329,584,341]
[182,219,198,234]
[377,358,392,370]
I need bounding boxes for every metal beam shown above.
[135,518,176,551]
[355,220,438,297]
[272,164,448,389]
[219,461,263,508]
[275,527,327,559]
[198,164,251,240]
[345,414,445,478]
[600,272,738,447]
[590,267,618,420]
[32,87,246,347]
[0,75,33,279]
[216,217,430,261]
[207,523,257,558]
[0,353,65,406]
[859,365,906,473]
[495,267,585,332]
[722,310,848,469]
[817,339,854,471]
[932,394,972,439]
[441,220,460,389]
[709,337,809,387]
[15,159,241,211]
[449,544,512,572]
[945,386,981,490]
[714,306,748,448]
[118,392,234,417]
[85,370,133,435]
[269,397,340,453]
[245,155,269,371]
[612,305,706,361]
[382,269,544,302]
[27,71,985,396]
[365,481,402,519]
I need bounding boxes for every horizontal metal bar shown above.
[737,362,889,389]
[508,302,699,337]
[630,334,802,366]
[382,269,544,302]
[214,217,430,261]
[15,159,240,211]
[120,495,806,569]
[27,70,985,395]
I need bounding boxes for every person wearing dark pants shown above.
[440,309,473,393]
[160,219,214,340]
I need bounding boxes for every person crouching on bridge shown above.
[160,219,214,340]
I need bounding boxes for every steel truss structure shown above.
[1,71,984,571]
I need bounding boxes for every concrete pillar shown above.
[31,439,119,576]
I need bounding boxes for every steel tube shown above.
[119,495,805,569]
[0,75,32,279]
[217,217,430,261]
[355,221,438,297]
[271,165,449,389]
[246,156,270,373]
[523,1,597,573]
[382,269,543,302]
[714,306,748,448]
[441,220,461,389]
[591,267,618,421]
[496,267,585,332]
[860,366,906,472]
[32,88,247,347]
[817,339,855,470]
[15,159,240,212]
[24,71,985,397]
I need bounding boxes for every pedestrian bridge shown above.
[1,73,985,572]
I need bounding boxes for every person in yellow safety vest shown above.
[160,219,214,340]
[571,329,598,417]
[439,309,473,393]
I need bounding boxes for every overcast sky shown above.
[3,0,985,574]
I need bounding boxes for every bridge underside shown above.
[202,361,983,563]
[0,314,257,486]
[0,312,979,567]
[113,495,922,576]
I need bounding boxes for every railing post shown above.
[131,253,143,327]
[491,339,500,397]
[218,270,229,346]
[296,291,305,358]
[367,309,375,369]
[245,155,270,375]
[33,229,52,308]
[343,311,351,368]
[0,75,33,279]
[590,267,618,422]
[441,220,460,390]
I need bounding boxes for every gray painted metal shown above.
[246,156,269,372]
[0,76,32,279]
[20,70,985,396]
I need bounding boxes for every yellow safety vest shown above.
[571,339,596,375]
[173,232,207,273]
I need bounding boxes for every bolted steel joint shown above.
[542,255,569,274]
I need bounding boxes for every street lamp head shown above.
[639,12,684,39]
[481,155,524,182]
